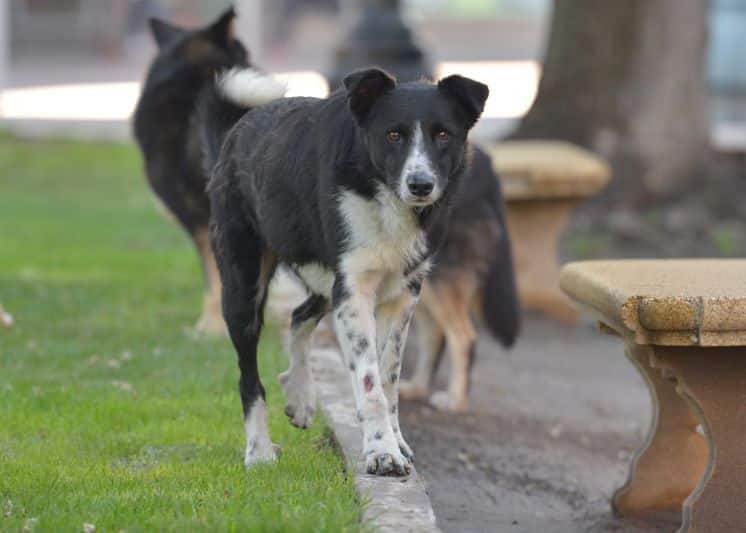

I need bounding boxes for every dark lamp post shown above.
[328,0,432,90]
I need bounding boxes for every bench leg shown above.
[505,199,579,324]
[653,346,746,533]
[613,343,708,519]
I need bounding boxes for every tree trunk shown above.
[511,0,710,204]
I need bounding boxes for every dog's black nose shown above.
[406,174,434,197]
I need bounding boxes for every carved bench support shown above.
[653,346,746,533]
[505,199,579,324]
[613,343,708,519]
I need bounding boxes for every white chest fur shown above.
[290,186,429,303]
[337,186,429,302]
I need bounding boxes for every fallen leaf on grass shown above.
[111,380,133,393]
[0,305,14,328]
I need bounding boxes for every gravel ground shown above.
[400,316,679,533]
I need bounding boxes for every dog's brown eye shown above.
[387,131,402,142]
[437,130,449,142]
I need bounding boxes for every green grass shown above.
[0,135,361,532]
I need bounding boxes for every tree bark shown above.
[511,0,710,204]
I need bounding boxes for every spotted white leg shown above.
[377,291,418,463]
[334,292,410,476]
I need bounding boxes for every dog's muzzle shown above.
[401,172,440,206]
[406,173,434,198]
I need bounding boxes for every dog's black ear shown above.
[438,75,489,129]
[204,6,236,47]
[343,68,396,124]
[149,18,185,48]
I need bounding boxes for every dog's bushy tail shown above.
[478,152,521,348]
[199,68,287,175]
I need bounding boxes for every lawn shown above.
[0,135,361,532]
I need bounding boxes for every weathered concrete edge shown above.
[310,347,441,533]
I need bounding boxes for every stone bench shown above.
[560,260,746,532]
[486,141,611,324]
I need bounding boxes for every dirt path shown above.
[400,317,677,532]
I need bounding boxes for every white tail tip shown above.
[218,68,287,108]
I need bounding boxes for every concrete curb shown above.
[310,347,440,532]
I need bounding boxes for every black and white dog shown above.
[203,67,489,476]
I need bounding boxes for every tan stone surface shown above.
[560,260,746,346]
[612,344,707,519]
[653,345,746,533]
[486,140,611,200]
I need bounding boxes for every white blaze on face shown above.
[398,121,439,202]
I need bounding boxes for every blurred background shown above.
[1,0,745,258]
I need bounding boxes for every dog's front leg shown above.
[376,289,419,464]
[333,276,410,476]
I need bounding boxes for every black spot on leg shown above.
[390,371,399,383]
[349,361,356,372]
[346,331,355,341]
[356,337,369,354]
[356,410,364,423]
[392,331,403,355]
[390,404,397,414]
[349,310,358,319]
[407,278,423,296]
[374,431,383,440]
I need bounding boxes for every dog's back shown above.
[132,8,250,235]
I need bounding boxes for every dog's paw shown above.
[398,380,427,401]
[365,449,412,476]
[429,391,468,412]
[279,368,316,429]
[283,402,315,429]
[244,441,280,467]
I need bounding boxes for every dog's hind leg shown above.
[194,226,226,335]
[279,294,328,429]
[421,276,477,412]
[376,290,419,463]
[399,300,445,402]
[211,220,278,467]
